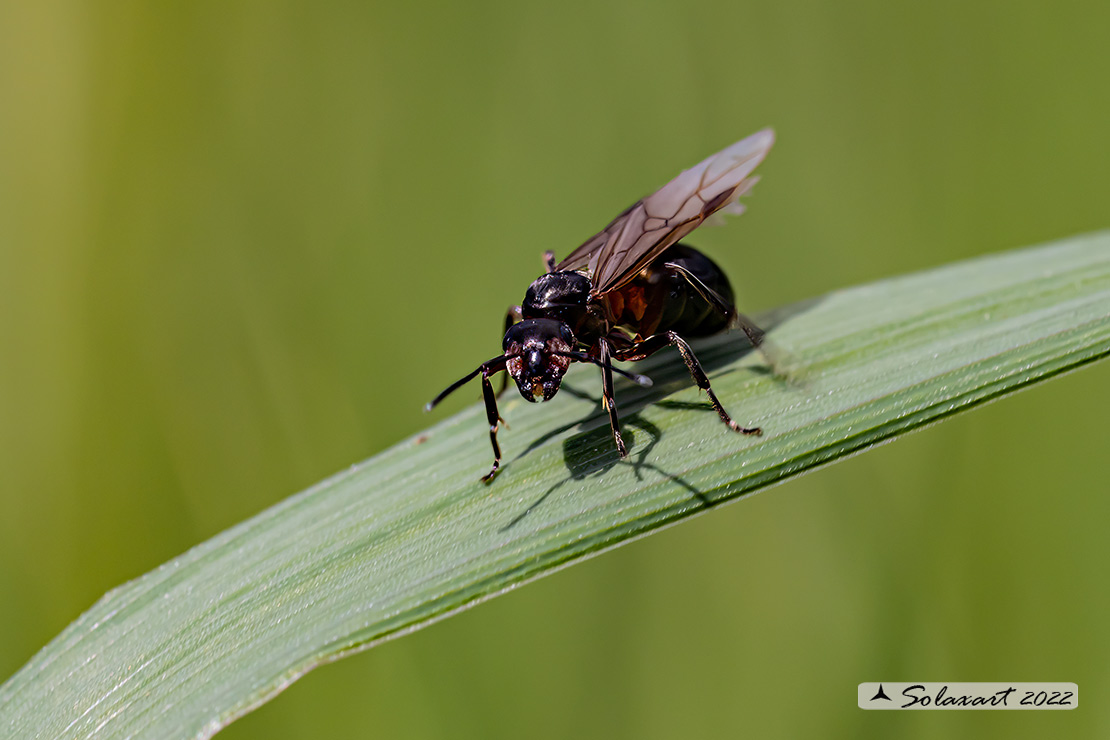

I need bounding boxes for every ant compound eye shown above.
[559,324,576,346]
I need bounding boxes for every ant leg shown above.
[480,366,504,482]
[664,331,761,435]
[664,261,735,319]
[598,338,628,457]
[426,355,510,481]
[617,332,761,436]
[543,250,556,273]
[504,305,523,332]
[497,305,523,398]
[730,311,766,349]
[664,261,765,349]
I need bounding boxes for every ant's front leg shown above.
[480,365,505,482]
[426,355,511,482]
[665,261,766,349]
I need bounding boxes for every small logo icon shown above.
[870,684,892,702]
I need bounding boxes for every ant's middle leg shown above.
[616,331,762,436]
[597,338,628,457]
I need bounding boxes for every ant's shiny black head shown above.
[503,318,576,402]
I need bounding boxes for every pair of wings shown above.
[555,128,774,295]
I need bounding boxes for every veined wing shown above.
[556,128,774,294]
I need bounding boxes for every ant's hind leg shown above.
[665,331,761,436]
[665,260,767,351]
[729,311,766,350]
[617,331,761,437]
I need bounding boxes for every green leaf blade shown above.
[2,232,1108,738]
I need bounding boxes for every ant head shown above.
[503,318,576,402]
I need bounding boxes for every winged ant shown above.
[427,129,774,481]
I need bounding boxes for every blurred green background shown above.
[1,0,1107,737]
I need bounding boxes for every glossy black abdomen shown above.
[611,243,735,339]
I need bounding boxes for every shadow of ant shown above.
[502,407,713,531]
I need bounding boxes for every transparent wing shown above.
[555,128,774,294]
[554,202,637,273]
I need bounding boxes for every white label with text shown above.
[858,682,1077,710]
